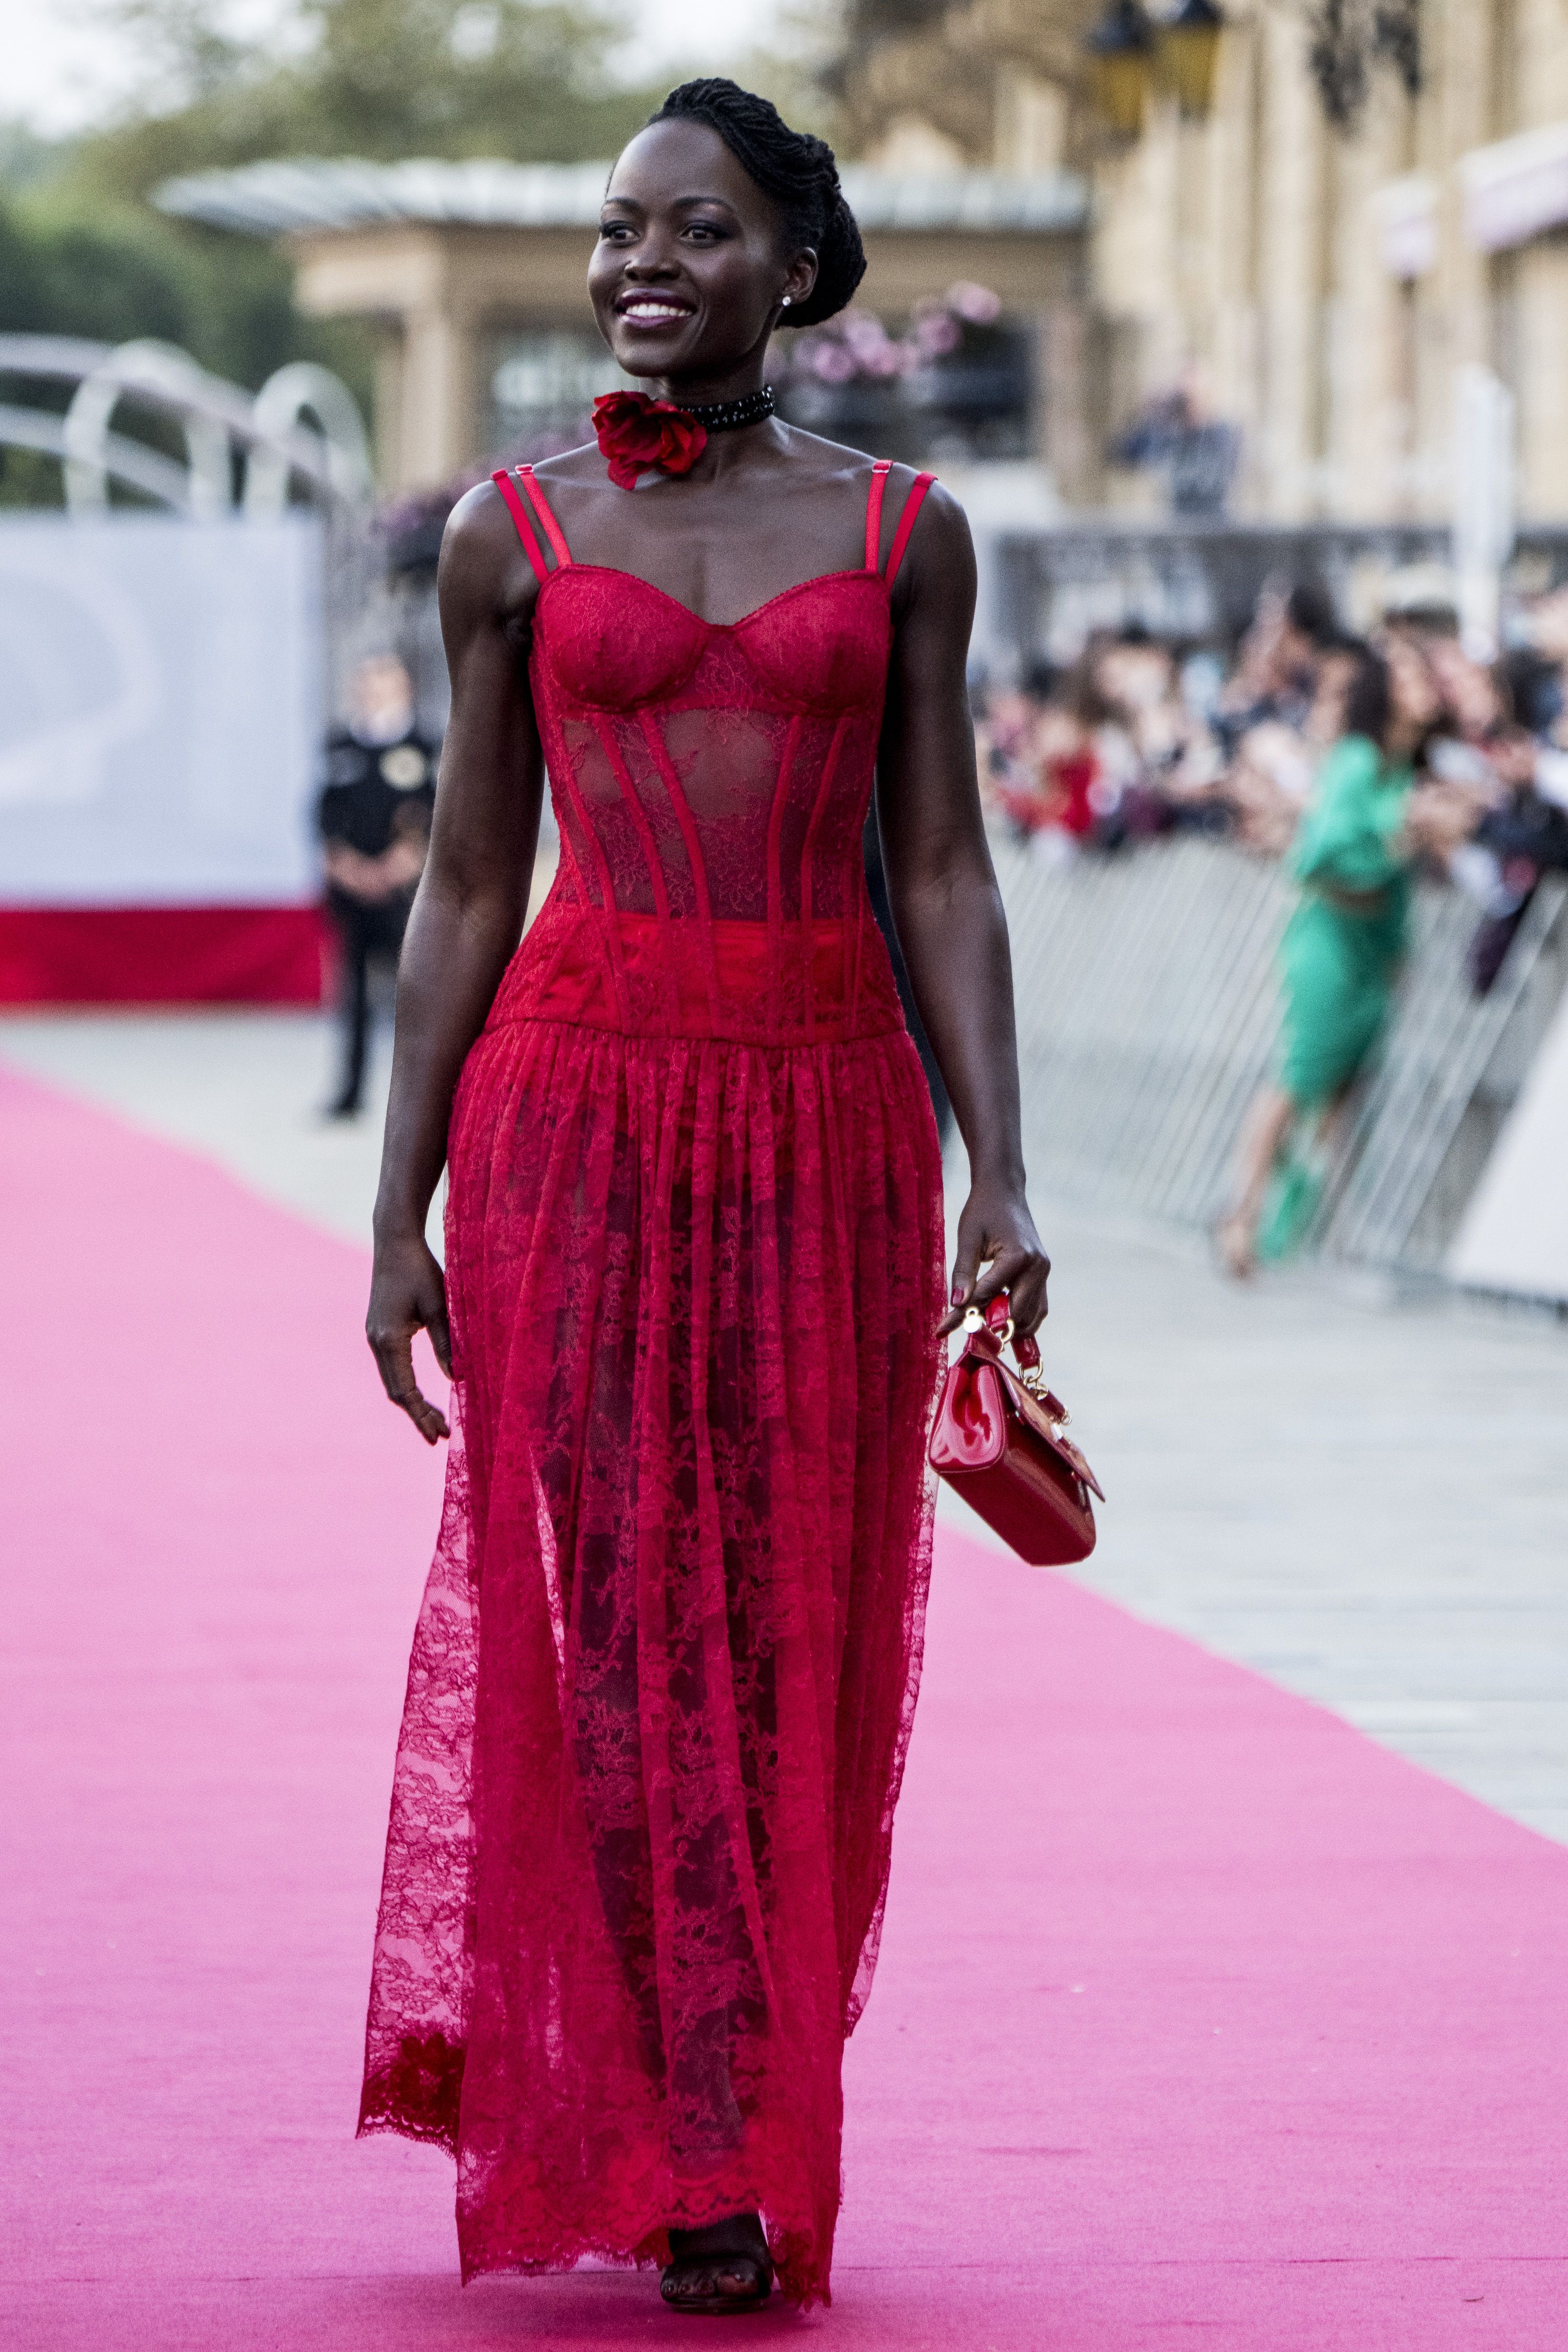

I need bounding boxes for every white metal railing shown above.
[0,335,372,516]
[0,335,379,708]
[996,834,1568,1270]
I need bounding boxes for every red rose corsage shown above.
[592,390,707,490]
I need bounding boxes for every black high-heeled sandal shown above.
[660,2213,774,2315]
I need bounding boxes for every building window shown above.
[486,329,630,458]
[483,294,1034,467]
[775,292,1033,464]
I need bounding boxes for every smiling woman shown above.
[354,76,1050,2319]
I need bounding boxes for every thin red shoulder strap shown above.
[489,464,572,583]
[491,468,548,583]
[864,458,892,572]
[884,470,936,590]
[516,465,572,568]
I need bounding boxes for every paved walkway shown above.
[4,1008,1566,1844]
[7,1057,1564,2350]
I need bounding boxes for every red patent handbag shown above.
[927,1294,1103,1565]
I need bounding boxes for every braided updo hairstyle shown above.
[646,78,866,328]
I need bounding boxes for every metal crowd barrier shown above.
[995,834,1568,1273]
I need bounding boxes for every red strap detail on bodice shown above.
[500,456,929,594]
[516,467,573,568]
[491,469,550,583]
[491,465,573,582]
[864,460,892,572]
[864,461,935,586]
[884,472,936,589]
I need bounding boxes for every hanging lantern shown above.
[1085,0,1155,140]
[1159,0,1224,119]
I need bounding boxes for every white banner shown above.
[0,514,323,905]
[1449,980,1568,1304]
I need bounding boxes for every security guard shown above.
[317,654,439,1116]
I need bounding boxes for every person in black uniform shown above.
[317,654,439,1117]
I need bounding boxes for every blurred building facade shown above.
[156,5,1568,528]
[159,157,1089,494]
[840,0,1568,526]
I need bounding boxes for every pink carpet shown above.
[3,1060,1564,2350]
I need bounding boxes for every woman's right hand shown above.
[367,1231,452,1444]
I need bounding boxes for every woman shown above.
[1217,634,1442,1275]
[358,80,1049,2314]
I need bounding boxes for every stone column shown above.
[1510,0,1568,519]
[1253,7,1327,519]
[1330,84,1410,522]
[371,325,405,497]
[1515,240,1568,521]
[1038,299,1096,506]
[397,299,479,492]
[1421,0,1494,524]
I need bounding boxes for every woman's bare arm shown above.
[365,489,545,1439]
[874,483,1051,1340]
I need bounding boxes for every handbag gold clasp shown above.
[965,1306,1066,1416]
[1016,1360,1069,1423]
[963,1305,1014,1344]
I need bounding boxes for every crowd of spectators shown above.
[975,581,1568,993]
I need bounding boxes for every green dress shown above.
[1277,732,1413,1109]
[1258,734,1413,1261]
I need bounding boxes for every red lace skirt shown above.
[358,916,946,2304]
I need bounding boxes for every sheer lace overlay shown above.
[360,468,947,2306]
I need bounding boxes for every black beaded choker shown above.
[682,386,777,433]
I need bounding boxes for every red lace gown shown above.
[358,458,947,2305]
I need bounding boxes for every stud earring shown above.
[780,295,792,308]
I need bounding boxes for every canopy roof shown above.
[156,155,1089,240]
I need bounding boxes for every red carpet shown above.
[3,1062,1564,2349]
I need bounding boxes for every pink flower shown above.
[844,313,894,365]
[809,341,858,385]
[914,312,961,360]
[946,280,1002,325]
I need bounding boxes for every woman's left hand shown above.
[1404,780,1488,860]
[938,1180,1051,1340]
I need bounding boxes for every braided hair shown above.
[645,78,866,328]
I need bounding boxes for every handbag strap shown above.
[965,1290,1098,1493]
[969,1294,1059,1413]
[976,1290,1041,1370]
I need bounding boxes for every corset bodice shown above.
[486,458,933,1046]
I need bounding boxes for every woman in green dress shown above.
[1218,636,1443,1276]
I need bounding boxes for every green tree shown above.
[71,0,673,201]
[0,186,371,390]
[0,183,375,505]
[1,0,666,503]
[0,0,832,502]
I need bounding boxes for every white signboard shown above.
[0,514,323,906]
[1448,981,1568,1304]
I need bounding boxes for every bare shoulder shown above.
[900,474,970,555]
[770,422,883,494]
[443,477,519,564]
[782,428,965,532]
[510,440,622,541]
[890,476,973,627]
[529,440,604,486]
[440,478,538,620]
